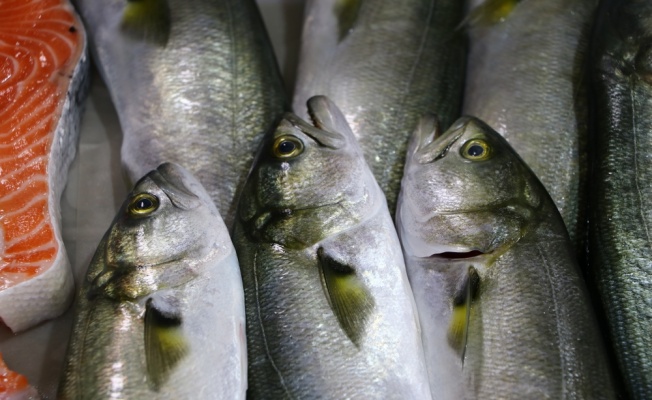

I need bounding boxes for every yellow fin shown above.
[334,0,362,41]
[121,0,171,45]
[318,247,375,347]
[463,0,521,29]
[144,297,188,390]
[447,267,480,362]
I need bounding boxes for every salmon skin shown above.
[0,0,89,332]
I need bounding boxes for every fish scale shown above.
[463,0,596,250]
[293,0,466,215]
[396,116,615,398]
[591,1,652,394]
[74,0,287,228]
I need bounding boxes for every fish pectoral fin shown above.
[447,266,480,363]
[121,0,171,46]
[334,0,362,41]
[144,296,188,390]
[317,247,375,348]
[460,0,521,29]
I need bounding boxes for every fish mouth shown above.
[428,250,485,260]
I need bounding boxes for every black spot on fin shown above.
[121,0,171,46]
[447,266,480,363]
[334,0,362,41]
[317,247,375,347]
[145,296,188,390]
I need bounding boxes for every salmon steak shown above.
[0,0,88,332]
[0,352,38,399]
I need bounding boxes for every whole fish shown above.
[292,0,466,214]
[233,96,431,399]
[590,0,652,397]
[396,116,615,399]
[73,0,287,228]
[0,0,89,332]
[58,163,246,399]
[462,0,597,249]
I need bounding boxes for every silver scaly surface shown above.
[397,116,615,399]
[590,0,652,397]
[73,0,288,228]
[293,0,466,214]
[234,96,431,399]
[58,163,246,399]
[463,0,597,249]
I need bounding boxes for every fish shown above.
[73,0,288,228]
[0,0,89,332]
[233,96,432,399]
[590,0,652,397]
[396,115,616,399]
[58,163,246,399]
[292,0,467,214]
[462,0,597,250]
[0,353,40,400]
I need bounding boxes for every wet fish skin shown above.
[234,96,431,399]
[463,0,597,249]
[591,0,652,397]
[73,0,287,228]
[293,0,466,214]
[59,163,246,399]
[396,116,615,399]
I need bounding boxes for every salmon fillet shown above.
[0,0,89,332]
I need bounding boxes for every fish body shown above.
[292,0,466,214]
[590,0,652,397]
[396,116,615,399]
[462,0,597,248]
[58,163,246,399]
[73,0,287,227]
[0,0,89,332]
[234,96,431,399]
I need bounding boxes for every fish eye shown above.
[128,193,159,216]
[272,135,304,159]
[461,139,491,161]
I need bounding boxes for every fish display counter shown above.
[0,1,304,398]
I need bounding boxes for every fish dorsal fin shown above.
[334,0,362,41]
[121,0,171,46]
[317,247,375,347]
[447,266,480,364]
[144,295,188,390]
[459,0,521,30]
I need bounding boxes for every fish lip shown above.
[415,122,467,164]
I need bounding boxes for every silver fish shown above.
[462,0,597,249]
[58,163,246,399]
[590,0,652,397]
[73,0,287,227]
[292,0,466,214]
[397,115,615,399]
[233,96,431,399]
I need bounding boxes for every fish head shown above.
[104,162,226,271]
[238,95,378,248]
[397,115,543,259]
[597,0,652,85]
